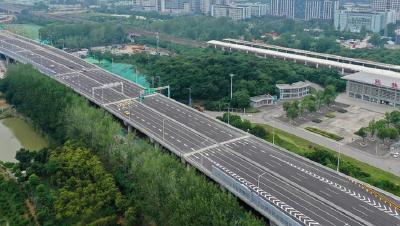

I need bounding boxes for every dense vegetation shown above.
[355,111,400,144]
[217,113,268,138]
[93,49,345,110]
[16,9,400,65]
[39,22,127,49]
[0,64,264,225]
[0,166,35,226]
[15,145,130,225]
[282,85,337,120]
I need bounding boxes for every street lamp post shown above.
[272,120,275,145]
[186,88,192,107]
[336,143,341,173]
[230,73,235,100]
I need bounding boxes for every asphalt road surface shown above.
[1,30,399,226]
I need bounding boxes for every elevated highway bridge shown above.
[1,30,400,226]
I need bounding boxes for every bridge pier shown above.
[269,221,279,226]
[316,63,319,68]
[5,56,10,65]
[341,68,345,75]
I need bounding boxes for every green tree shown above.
[287,105,299,121]
[231,90,250,109]
[355,127,367,143]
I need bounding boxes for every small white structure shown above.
[250,94,276,108]
[276,81,310,100]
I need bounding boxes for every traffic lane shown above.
[227,139,400,225]
[37,44,96,69]
[197,148,363,226]
[14,50,74,75]
[108,101,215,153]
[2,37,40,50]
[244,137,400,205]
[59,73,127,104]
[32,49,86,71]
[82,69,121,85]
[0,40,25,52]
[107,103,199,153]
[143,97,230,141]
[121,82,141,98]
[142,94,244,142]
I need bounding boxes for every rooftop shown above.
[250,94,274,102]
[342,71,400,89]
[209,40,400,75]
[276,81,310,90]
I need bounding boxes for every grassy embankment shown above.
[3,24,41,40]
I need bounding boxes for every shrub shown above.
[305,127,344,141]
[325,112,335,118]
[312,118,322,123]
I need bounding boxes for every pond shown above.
[0,117,48,162]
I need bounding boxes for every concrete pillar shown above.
[341,68,345,75]
[127,125,132,133]
[181,157,186,164]
[229,47,232,52]
[220,184,226,192]
[264,54,267,58]
[5,56,9,65]
[304,61,308,66]
[270,220,279,226]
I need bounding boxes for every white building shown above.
[270,0,295,19]
[343,71,400,107]
[236,3,268,17]
[334,10,388,33]
[211,4,251,20]
[276,82,310,100]
[304,0,339,20]
[250,94,276,108]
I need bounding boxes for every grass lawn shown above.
[259,124,400,196]
[4,24,42,41]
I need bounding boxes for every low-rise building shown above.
[250,94,276,108]
[334,9,390,33]
[342,71,400,107]
[276,82,310,100]
[211,4,251,20]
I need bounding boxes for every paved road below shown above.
[205,110,400,177]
